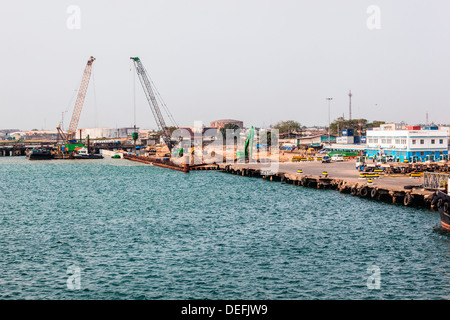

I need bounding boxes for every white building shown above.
[79,127,137,139]
[366,126,449,161]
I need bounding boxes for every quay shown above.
[217,161,440,209]
[121,151,443,209]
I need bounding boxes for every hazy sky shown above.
[1,0,449,130]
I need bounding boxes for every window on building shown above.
[412,140,416,144]
[401,139,406,144]
[440,139,444,144]
[395,139,400,145]
[421,152,424,156]
[431,139,435,144]
[420,139,424,144]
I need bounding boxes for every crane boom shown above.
[130,57,175,151]
[66,56,96,140]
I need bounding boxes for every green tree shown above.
[329,118,385,135]
[367,120,386,129]
[273,120,302,138]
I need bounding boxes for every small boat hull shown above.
[26,149,53,160]
[72,154,104,159]
[434,191,450,230]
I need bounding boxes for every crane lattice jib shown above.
[130,57,175,151]
[67,56,96,139]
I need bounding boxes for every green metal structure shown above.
[236,126,254,161]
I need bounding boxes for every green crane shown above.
[236,126,255,162]
[130,57,177,151]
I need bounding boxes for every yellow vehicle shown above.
[410,172,423,177]
[360,173,379,178]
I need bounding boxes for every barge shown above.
[26,148,53,160]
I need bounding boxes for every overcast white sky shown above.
[1,0,449,130]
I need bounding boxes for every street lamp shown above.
[326,98,333,146]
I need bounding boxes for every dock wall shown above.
[218,164,437,210]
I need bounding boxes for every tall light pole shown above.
[348,90,352,121]
[326,98,333,146]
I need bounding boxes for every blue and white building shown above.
[366,126,449,161]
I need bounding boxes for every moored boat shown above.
[72,147,103,159]
[26,148,53,160]
[432,190,450,230]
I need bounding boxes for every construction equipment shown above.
[130,57,177,152]
[57,56,96,143]
[237,126,255,162]
[356,156,366,171]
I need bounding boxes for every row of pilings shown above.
[0,147,26,156]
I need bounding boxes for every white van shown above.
[331,154,344,162]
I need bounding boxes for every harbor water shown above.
[0,157,449,299]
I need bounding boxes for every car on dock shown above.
[322,155,331,163]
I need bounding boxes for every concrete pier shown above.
[217,161,437,209]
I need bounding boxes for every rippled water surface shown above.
[0,157,449,299]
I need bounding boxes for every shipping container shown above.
[341,129,354,136]
[336,136,354,144]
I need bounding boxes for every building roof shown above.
[212,119,242,122]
